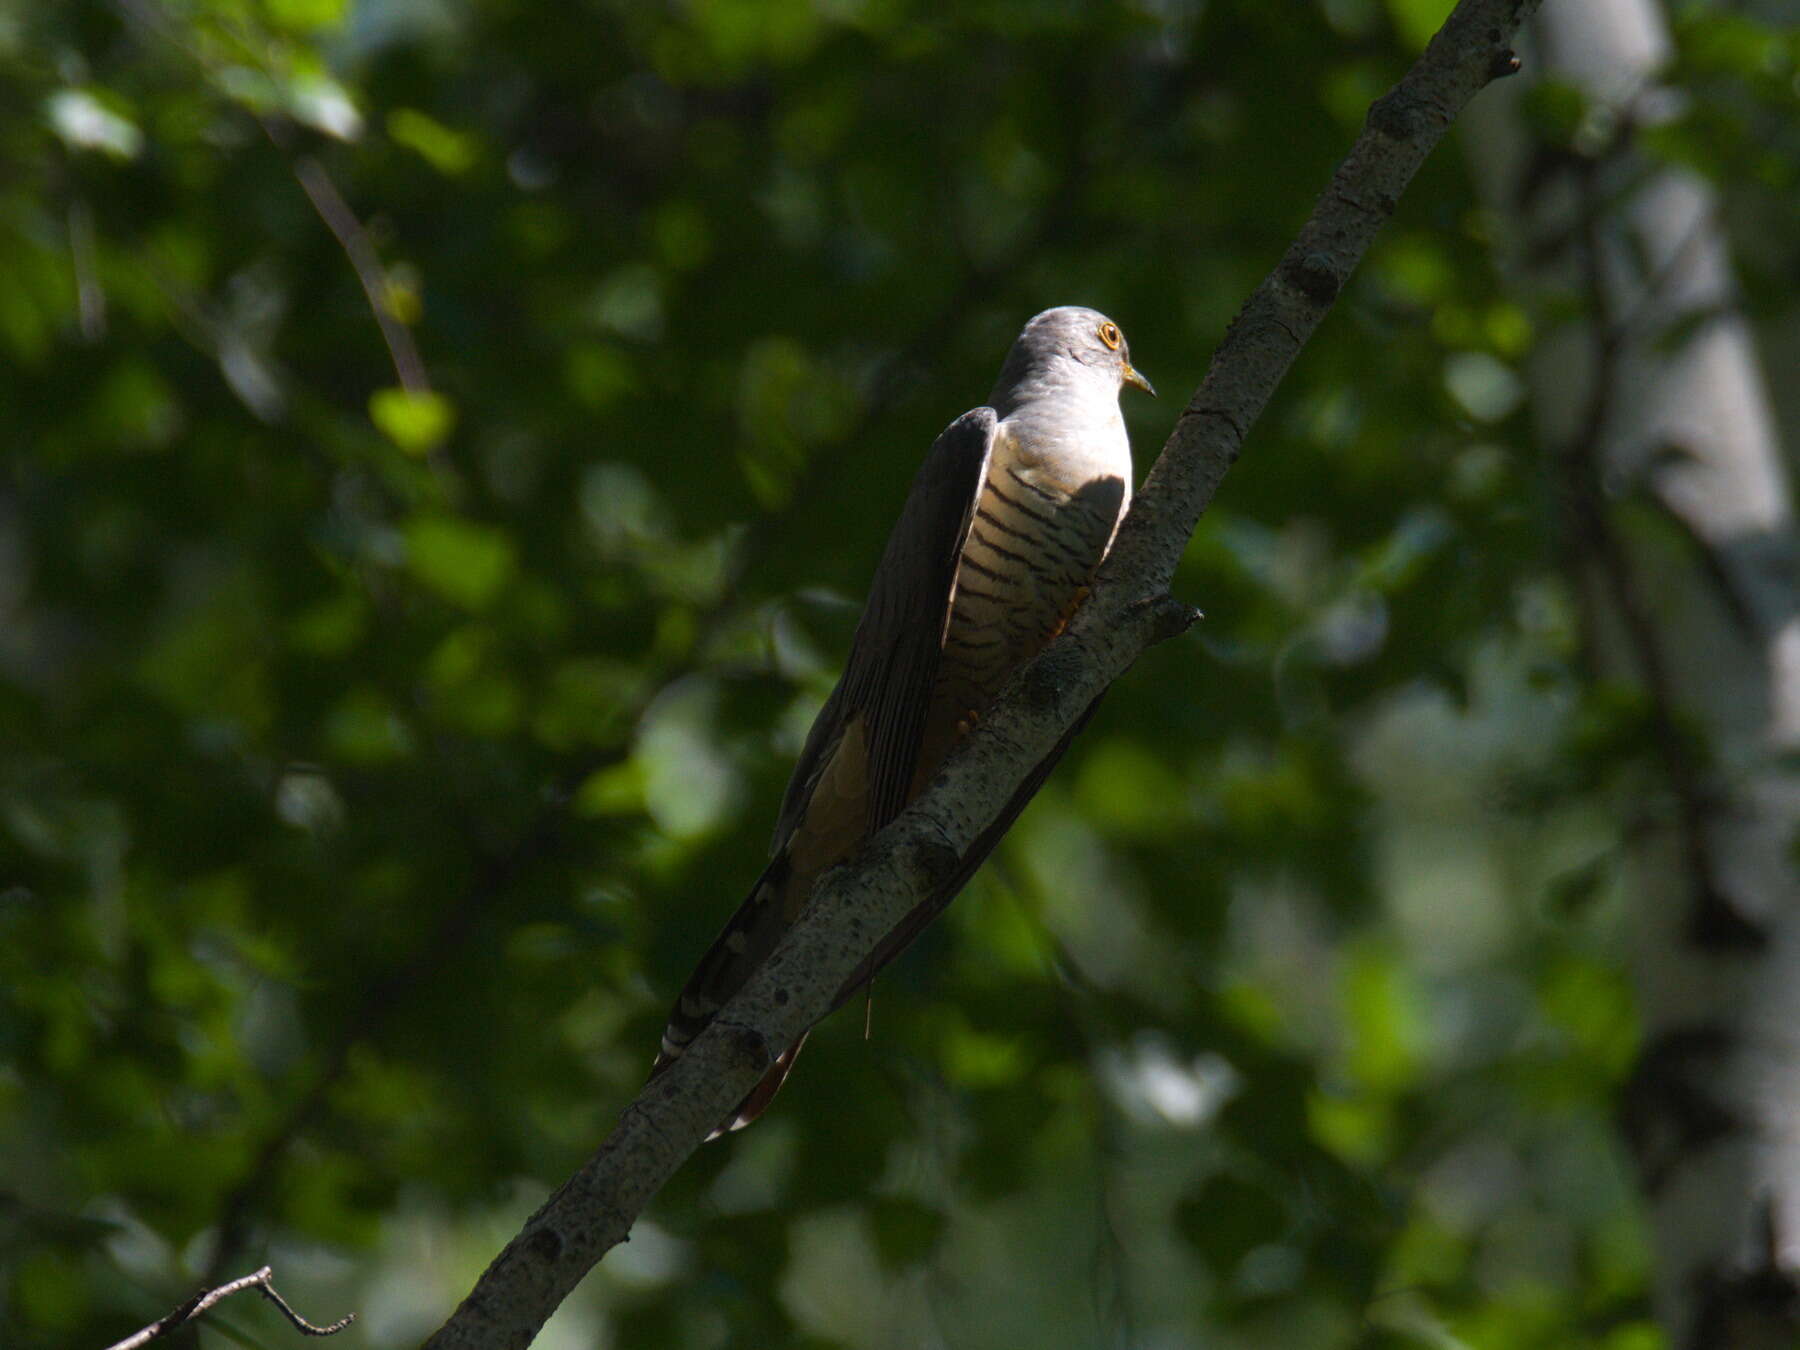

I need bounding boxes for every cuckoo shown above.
[652,306,1153,1132]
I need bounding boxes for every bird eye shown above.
[1097,322,1122,350]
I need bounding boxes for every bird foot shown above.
[1048,585,1092,638]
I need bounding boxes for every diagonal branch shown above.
[422,3,1543,1346]
[192,150,1112,1281]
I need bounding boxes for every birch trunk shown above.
[1468,4,1800,1343]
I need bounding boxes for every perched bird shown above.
[652,306,1154,1132]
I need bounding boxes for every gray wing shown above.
[772,407,997,853]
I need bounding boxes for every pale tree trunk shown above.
[1469,3,1800,1344]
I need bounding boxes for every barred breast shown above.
[913,424,1127,785]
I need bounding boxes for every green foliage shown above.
[369,388,456,455]
[0,1,1791,1348]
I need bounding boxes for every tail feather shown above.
[654,857,790,1070]
[709,1034,807,1139]
[652,694,1101,1135]
[651,854,808,1137]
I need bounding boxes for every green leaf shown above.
[1381,0,1453,49]
[264,0,351,32]
[942,1022,1026,1087]
[403,516,516,609]
[370,387,456,454]
[1341,943,1421,1094]
[1308,1089,1394,1167]
[324,686,413,763]
[287,593,369,656]
[388,108,479,175]
[1539,955,1639,1080]
[574,760,647,816]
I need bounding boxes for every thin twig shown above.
[113,0,430,396]
[103,1266,354,1350]
[288,154,432,393]
[69,200,106,341]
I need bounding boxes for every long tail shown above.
[650,854,808,1135]
[711,1035,807,1138]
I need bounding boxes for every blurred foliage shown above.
[1,0,1795,1347]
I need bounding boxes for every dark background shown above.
[4,1,1796,1346]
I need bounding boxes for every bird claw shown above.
[1048,585,1092,639]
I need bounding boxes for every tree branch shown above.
[194,159,1122,1279]
[104,1266,354,1350]
[423,3,1542,1346]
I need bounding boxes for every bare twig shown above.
[288,154,432,394]
[103,1266,354,1350]
[114,0,431,396]
[69,200,106,341]
[421,4,1541,1347]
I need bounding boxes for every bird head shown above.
[1004,306,1156,403]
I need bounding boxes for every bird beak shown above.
[1122,362,1156,397]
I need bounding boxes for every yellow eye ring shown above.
[1097,322,1122,350]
